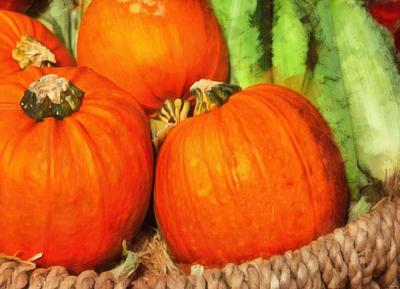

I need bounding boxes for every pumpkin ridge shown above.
[0,22,19,47]
[10,79,32,92]
[27,13,37,35]
[57,67,87,88]
[211,109,244,207]
[169,122,195,259]
[140,73,164,107]
[197,113,225,260]
[0,83,24,105]
[275,90,348,226]
[1,12,24,41]
[156,124,194,261]
[67,117,107,264]
[213,107,252,261]
[180,118,213,262]
[197,5,221,81]
[52,121,95,267]
[81,100,151,145]
[181,118,215,262]
[0,120,36,168]
[219,107,256,193]
[0,121,45,257]
[225,98,272,197]
[226,98,269,179]
[42,119,56,266]
[248,90,318,239]
[212,106,256,265]
[165,16,188,103]
[174,122,199,262]
[78,101,128,121]
[222,97,303,259]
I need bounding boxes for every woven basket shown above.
[2,178,399,289]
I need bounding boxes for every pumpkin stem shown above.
[109,240,140,282]
[190,79,241,115]
[20,74,84,121]
[12,35,56,70]
[150,99,191,151]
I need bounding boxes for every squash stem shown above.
[12,35,56,70]
[20,74,84,121]
[190,79,241,116]
[150,99,191,151]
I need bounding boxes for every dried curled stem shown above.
[12,35,56,70]
[150,99,191,151]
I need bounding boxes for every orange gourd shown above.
[154,81,348,266]
[0,10,75,78]
[0,66,153,273]
[77,0,228,115]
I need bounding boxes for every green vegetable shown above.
[271,0,400,200]
[326,0,400,182]
[270,0,364,199]
[302,0,364,200]
[38,0,91,57]
[272,0,310,92]
[210,0,272,88]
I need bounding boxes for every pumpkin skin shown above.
[0,66,153,273]
[0,0,34,12]
[77,0,228,115]
[0,10,75,78]
[154,84,348,266]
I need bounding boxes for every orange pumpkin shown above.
[0,66,153,273]
[0,10,75,78]
[154,81,348,266]
[77,0,228,115]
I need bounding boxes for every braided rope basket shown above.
[2,174,400,289]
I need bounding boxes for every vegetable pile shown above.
[0,0,399,275]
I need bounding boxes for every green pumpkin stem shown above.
[150,99,191,151]
[190,79,242,116]
[12,35,56,70]
[109,240,140,281]
[20,74,84,121]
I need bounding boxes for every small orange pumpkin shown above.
[0,10,75,78]
[77,0,228,115]
[0,66,153,273]
[154,81,348,266]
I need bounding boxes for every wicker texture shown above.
[1,198,399,289]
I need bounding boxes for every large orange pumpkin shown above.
[0,66,153,273]
[0,10,75,78]
[77,0,228,115]
[154,81,348,266]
